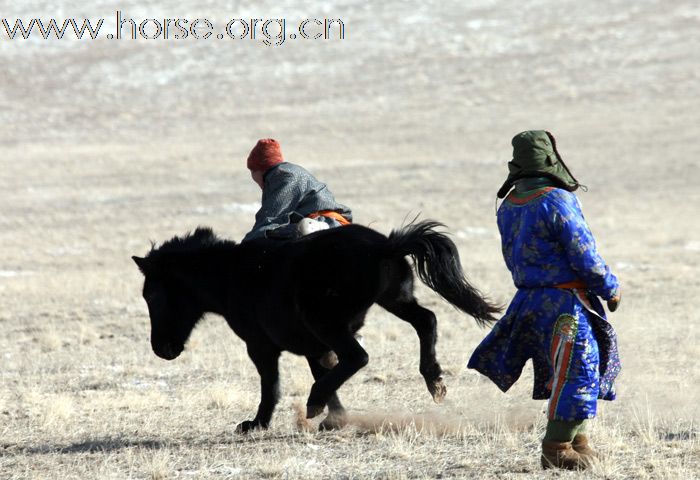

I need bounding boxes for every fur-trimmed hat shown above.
[497,130,580,198]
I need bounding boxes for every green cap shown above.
[497,130,580,198]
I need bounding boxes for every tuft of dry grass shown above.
[37,327,63,353]
[198,384,239,410]
[630,399,658,445]
[142,449,173,480]
[41,394,75,428]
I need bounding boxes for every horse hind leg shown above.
[304,318,369,419]
[379,296,446,403]
[306,356,347,430]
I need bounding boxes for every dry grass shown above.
[2,0,699,478]
[2,304,696,479]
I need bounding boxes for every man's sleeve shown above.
[547,192,619,300]
[242,171,305,242]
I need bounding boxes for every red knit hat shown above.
[247,138,284,172]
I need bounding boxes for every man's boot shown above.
[319,351,339,369]
[297,218,330,236]
[319,335,364,370]
[572,433,600,459]
[541,440,589,470]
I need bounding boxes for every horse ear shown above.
[132,256,149,274]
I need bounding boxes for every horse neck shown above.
[167,248,233,317]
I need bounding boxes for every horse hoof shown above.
[235,420,261,433]
[306,404,325,419]
[428,377,447,404]
[319,412,348,431]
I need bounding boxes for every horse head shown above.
[133,254,203,360]
[133,228,232,360]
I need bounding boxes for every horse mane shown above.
[146,227,237,259]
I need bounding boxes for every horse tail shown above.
[387,220,500,327]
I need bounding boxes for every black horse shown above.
[132,221,499,432]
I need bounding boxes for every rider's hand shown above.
[607,288,621,312]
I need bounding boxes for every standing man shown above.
[242,138,352,243]
[468,130,622,470]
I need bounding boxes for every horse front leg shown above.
[236,343,281,433]
[380,298,446,403]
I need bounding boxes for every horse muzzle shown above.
[152,342,183,360]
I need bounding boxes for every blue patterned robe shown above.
[468,187,621,421]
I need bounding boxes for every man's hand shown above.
[607,288,621,312]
